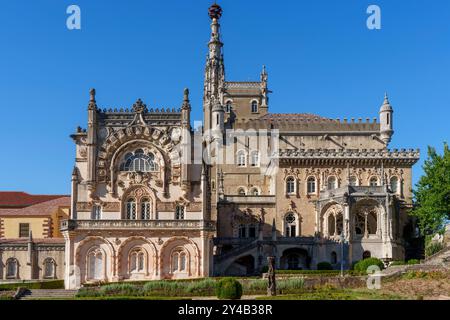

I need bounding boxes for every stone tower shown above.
[379,93,394,144]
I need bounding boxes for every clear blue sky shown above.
[0,0,448,194]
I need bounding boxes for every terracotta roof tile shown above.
[0,197,70,217]
[0,192,69,208]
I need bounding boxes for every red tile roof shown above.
[0,192,69,208]
[0,197,70,217]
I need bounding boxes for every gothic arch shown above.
[160,236,201,278]
[120,184,157,219]
[117,236,158,278]
[75,236,116,280]
[320,202,344,237]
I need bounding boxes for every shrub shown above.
[425,241,444,257]
[185,278,217,294]
[215,278,242,300]
[317,262,333,270]
[389,260,406,266]
[353,258,384,273]
[100,283,142,296]
[277,278,305,291]
[407,259,420,265]
[0,280,64,291]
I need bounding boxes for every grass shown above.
[76,277,306,298]
[257,288,406,300]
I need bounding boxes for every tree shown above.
[411,142,450,238]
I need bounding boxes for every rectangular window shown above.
[91,205,102,220]
[19,223,29,238]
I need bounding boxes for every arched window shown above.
[248,224,256,238]
[369,177,378,187]
[91,205,102,220]
[286,177,296,195]
[349,176,357,186]
[129,249,145,273]
[141,198,151,220]
[175,205,185,220]
[390,176,399,194]
[307,177,316,194]
[225,101,232,113]
[327,176,337,190]
[250,188,259,196]
[171,248,187,273]
[119,150,158,172]
[251,101,258,113]
[250,151,259,167]
[6,258,18,279]
[238,188,246,196]
[43,258,55,279]
[237,151,246,167]
[331,251,337,264]
[285,213,297,237]
[126,198,137,220]
[87,248,103,280]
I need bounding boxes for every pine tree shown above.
[412,143,450,237]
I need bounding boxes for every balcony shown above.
[221,195,276,204]
[319,185,387,200]
[60,219,215,231]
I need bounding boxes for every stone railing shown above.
[221,195,276,204]
[60,219,215,231]
[319,185,387,200]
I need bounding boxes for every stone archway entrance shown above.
[280,248,310,270]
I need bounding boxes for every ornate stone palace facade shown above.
[61,4,419,288]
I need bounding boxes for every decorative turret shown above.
[204,3,225,132]
[211,97,225,134]
[260,65,269,114]
[379,93,394,145]
[86,88,98,193]
[181,88,191,130]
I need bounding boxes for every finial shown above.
[208,3,222,20]
[89,88,96,102]
[184,88,190,102]
[262,65,267,75]
[383,92,390,105]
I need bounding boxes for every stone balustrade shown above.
[60,219,215,231]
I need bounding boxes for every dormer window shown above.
[120,150,158,172]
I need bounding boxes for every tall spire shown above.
[204,3,225,132]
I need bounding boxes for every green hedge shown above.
[0,280,64,290]
[407,259,420,265]
[354,258,384,273]
[215,278,242,300]
[317,262,333,270]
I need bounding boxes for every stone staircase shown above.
[381,245,450,278]
[20,289,78,300]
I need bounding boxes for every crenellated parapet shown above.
[277,148,420,166]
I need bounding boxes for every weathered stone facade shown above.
[63,3,419,287]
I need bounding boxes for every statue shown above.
[267,256,276,296]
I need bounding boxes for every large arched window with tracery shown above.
[284,212,297,237]
[87,248,103,280]
[120,149,158,172]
